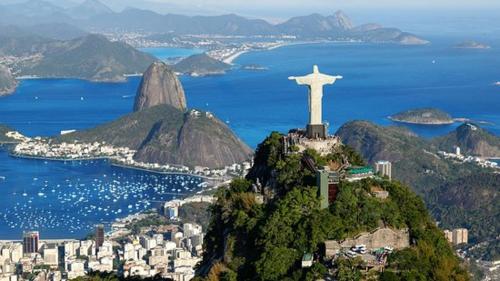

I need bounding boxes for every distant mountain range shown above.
[68,0,114,19]
[0,0,429,45]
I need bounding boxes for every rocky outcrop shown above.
[433,123,500,157]
[329,10,353,30]
[134,62,187,112]
[324,227,410,257]
[0,65,18,96]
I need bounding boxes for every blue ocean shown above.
[0,36,499,239]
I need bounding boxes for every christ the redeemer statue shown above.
[289,65,342,139]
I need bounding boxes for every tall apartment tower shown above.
[375,161,392,180]
[452,228,468,245]
[95,224,105,248]
[23,231,40,254]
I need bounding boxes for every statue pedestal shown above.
[306,124,327,139]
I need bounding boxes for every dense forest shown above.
[194,132,469,281]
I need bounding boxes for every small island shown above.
[173,53,232,76]
[389,108,454,125]
[454,40,491,49]
[241,64,268,71]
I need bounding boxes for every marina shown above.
[0,151,204,239]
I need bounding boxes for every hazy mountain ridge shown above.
[69,0,114,19]
[16,34,156,81]
[0,1,428,45]
[25,22,88,41]
[0,25,55,56]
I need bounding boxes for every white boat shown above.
[0,176,5,180]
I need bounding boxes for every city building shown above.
[66,259,86,279]
[140,236,157,251]
[444,230,453,243]
[443,228,469,245]
[452,228,468,245]
[375,161,392,180]
[346,166,374,182]
[317,167,341,209]
[183,223,202,238]
[42,244,59,268]
[23,231,39,254]
[95,224,105,248]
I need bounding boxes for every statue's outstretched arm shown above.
[319,75,343,84]
[289,76,312,85]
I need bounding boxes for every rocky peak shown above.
[133,62,187,112]
[72,0,114,17]
[433,123,500,158]
[329,10,354,30]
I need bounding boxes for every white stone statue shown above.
[289,65,342,125]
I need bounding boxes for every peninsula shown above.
[13,62,254,172]
[389,108,454,125]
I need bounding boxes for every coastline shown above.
[110,162,225,181]
[8,151,229,182]
[222,39,365,65]
[223,50,250,64]
[16,75,130,83]
[9,153,110,162]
